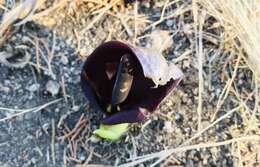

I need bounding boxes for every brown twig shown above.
[58,114,86,139]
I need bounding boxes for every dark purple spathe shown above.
[81,41,182,125]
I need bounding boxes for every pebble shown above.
[138,164,145,167]
[46,80,60,96]
[183,59,190,68]
[72,105,80,112]
[175,113,184,124]
[3,80,11,85]
[201,120,210,129]
[166,20,174,27]
[79,47,88,56]
[79,154,85,161]
[61,55,69,65]
[27,84,40,92]
[157,135,163,142]
[163,121,174,133]
[0,83,10,93]
[31,157,37,164]
[90,135,101,143]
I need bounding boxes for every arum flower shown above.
[81,41,183,141]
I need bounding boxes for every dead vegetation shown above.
[0,0,259,166]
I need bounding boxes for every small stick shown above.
[0,98,62,122]
[71,123,86,141]
[35,37,40,74]
[63,147,68,167]
[73,140,78,158]
[61,75,68,103]
[80,141,102,158]
[58,114,85,139]
[68,156,81,163]
[69,139,74,158]
[80,0,120,34]
[123,135,260,166]
[51,119,56,164]
[83,148,93,165]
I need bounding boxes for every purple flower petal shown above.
[81,41,183,125]
[101,107,148,125]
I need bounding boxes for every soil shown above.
[0,0,259,167]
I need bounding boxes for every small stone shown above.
[193,88,198,95]
[27,84,40,92]
[60,55,69,65]
[138,164,145,167]
[43,18,56,27]
[163,121,174,133]
[143,2,150,8]
[55,108,60,112]
[201,120,210,129]
[166,100,173,106]
[183,59,190,68]
[216,88,221,96]
[31,157,37,164]
[72,105,80,111]
[157,135,163,142]
[46,80,60,96]
[175,113,184,124]
[79,47,88,56]
[183,24,192,34]
[166,20,174,27]
[0,83,10,93]
[79,154,85,161]
[90,135,101,143]
[42,123,49,131]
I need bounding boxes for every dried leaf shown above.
[150,30,173,52]
[132,47,183,87]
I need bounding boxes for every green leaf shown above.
[93,123,129,141]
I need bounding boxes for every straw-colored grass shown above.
[119,0,260,166]
[0,0,46,36]
[198,0,260,78]
[0,0,259,166]
[119,135,260,167]
[0,98,62,122]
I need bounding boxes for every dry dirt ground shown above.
[0,0,259,167]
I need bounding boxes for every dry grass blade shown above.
[31,0,69,19]
[0,0,46,36]
[211,55,241,121]
[127,105,242,161]
[145,2,191,30]
[250,75,259,123]
[181,105,242,146]
[76,165,112,167]
[80,0,121,34]
[133,1,138,44]
[124,76,256,165]
[198,0,260,78]
[0,98,62,122]
[51,119,56,165]
[193,1,206,131]
[119,135,260,167]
